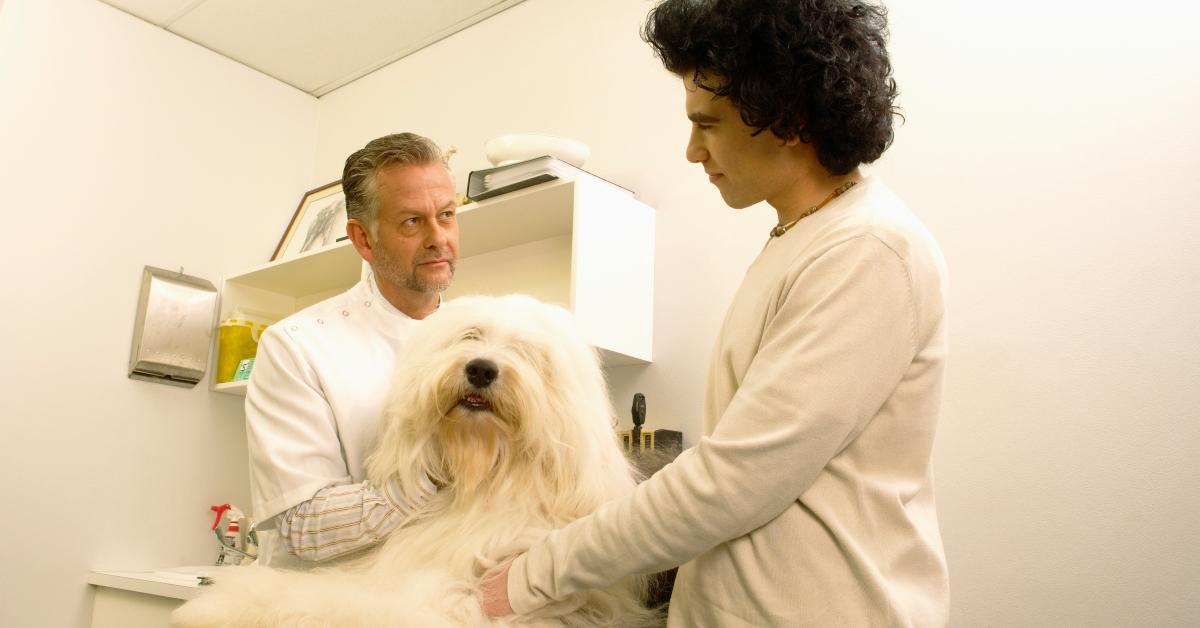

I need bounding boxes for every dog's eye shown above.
[514,341,553,369]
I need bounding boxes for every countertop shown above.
[87,566,241,601]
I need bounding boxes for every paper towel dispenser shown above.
[128,266,219,388]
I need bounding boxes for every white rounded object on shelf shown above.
[485,134,590,167]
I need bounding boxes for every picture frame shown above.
[271,180,347,261]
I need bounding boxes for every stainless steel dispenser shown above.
[128,266,219,388]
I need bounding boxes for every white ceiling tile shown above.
[97,0,203,26]
[164,0,522,95]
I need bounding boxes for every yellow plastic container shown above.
[216,319,268,383]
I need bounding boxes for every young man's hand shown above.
[478,558,515,617]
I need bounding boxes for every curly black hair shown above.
[642,0,900,175]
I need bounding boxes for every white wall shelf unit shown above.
[211,173,655,396]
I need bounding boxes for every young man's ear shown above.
[347,219,375,263]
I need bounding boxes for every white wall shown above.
[0,0,317,626]
[313,0,1200,626]
[1,0,1195,626]
[881,3,1200,626]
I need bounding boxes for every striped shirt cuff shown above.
[279,476,435,562]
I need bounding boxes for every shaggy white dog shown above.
[172,295,660,627]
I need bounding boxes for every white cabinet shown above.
[212,174,655,395]
[211,240,365,395]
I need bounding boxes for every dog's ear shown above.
[366,385,407,486]
[517,299,640,505]
[366,364,441,499]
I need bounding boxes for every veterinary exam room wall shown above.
[0,0,1189,627]
[880,3,1200,626]
[0,0,318,626]
[313,0,1199,626]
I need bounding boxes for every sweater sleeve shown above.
[509,235,919,613]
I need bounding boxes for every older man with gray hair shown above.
[246,132,460,568]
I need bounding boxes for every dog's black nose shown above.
[465,358,498,388]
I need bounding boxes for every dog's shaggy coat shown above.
[172,295,659,627]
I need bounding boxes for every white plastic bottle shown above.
[211,503,242,565]
[224,517,241,559]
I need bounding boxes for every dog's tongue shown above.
[465,394,485,404]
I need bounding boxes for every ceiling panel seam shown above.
[164,0,207,27]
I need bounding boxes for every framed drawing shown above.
[271,181,347,261]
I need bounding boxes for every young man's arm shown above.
[501,236,920,613]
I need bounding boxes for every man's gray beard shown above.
[373,247,455,294]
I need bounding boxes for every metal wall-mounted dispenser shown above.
[127,266,219,388]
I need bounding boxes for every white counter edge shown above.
[87,570,204,601]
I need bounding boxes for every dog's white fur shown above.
[172,295,660,627]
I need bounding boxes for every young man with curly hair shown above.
[480,1,950,625]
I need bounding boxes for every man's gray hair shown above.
[342,132,446,235]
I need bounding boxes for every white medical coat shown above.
[245,275,420,566]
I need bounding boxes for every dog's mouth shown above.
[457,393,492,412]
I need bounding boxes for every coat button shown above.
[341,310,350,317]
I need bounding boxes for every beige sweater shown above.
[509,178,950,626]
